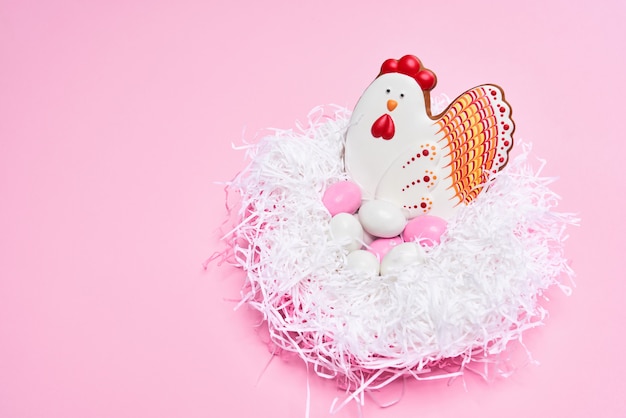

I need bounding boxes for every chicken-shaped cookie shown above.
[345,55,514,220]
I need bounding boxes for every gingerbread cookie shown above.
[345,55,514,220]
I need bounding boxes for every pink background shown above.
[1,0,624,417]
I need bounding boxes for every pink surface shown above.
[1,1,624,417]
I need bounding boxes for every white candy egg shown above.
[346,250,380,275]
[329,213,364,251]
[358,199,407,238]
[380,242,425,275]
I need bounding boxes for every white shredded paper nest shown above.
[218,105,576,406]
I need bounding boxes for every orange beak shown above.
[387,99,398,112]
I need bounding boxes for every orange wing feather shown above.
[435,85,514,205]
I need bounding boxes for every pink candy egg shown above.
[322,181,362,216]
[401,215,448,246]
[368,237,403,261]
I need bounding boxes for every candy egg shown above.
[322,181,362,216]
[329,213,363,251]
[368,237,403,261]
[358,199,407,238]
[346,250,380,275]
[380,242,425,275]
[402,215,448,246]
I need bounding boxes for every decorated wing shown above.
[374,84,514,220]
[436,85,514,205]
